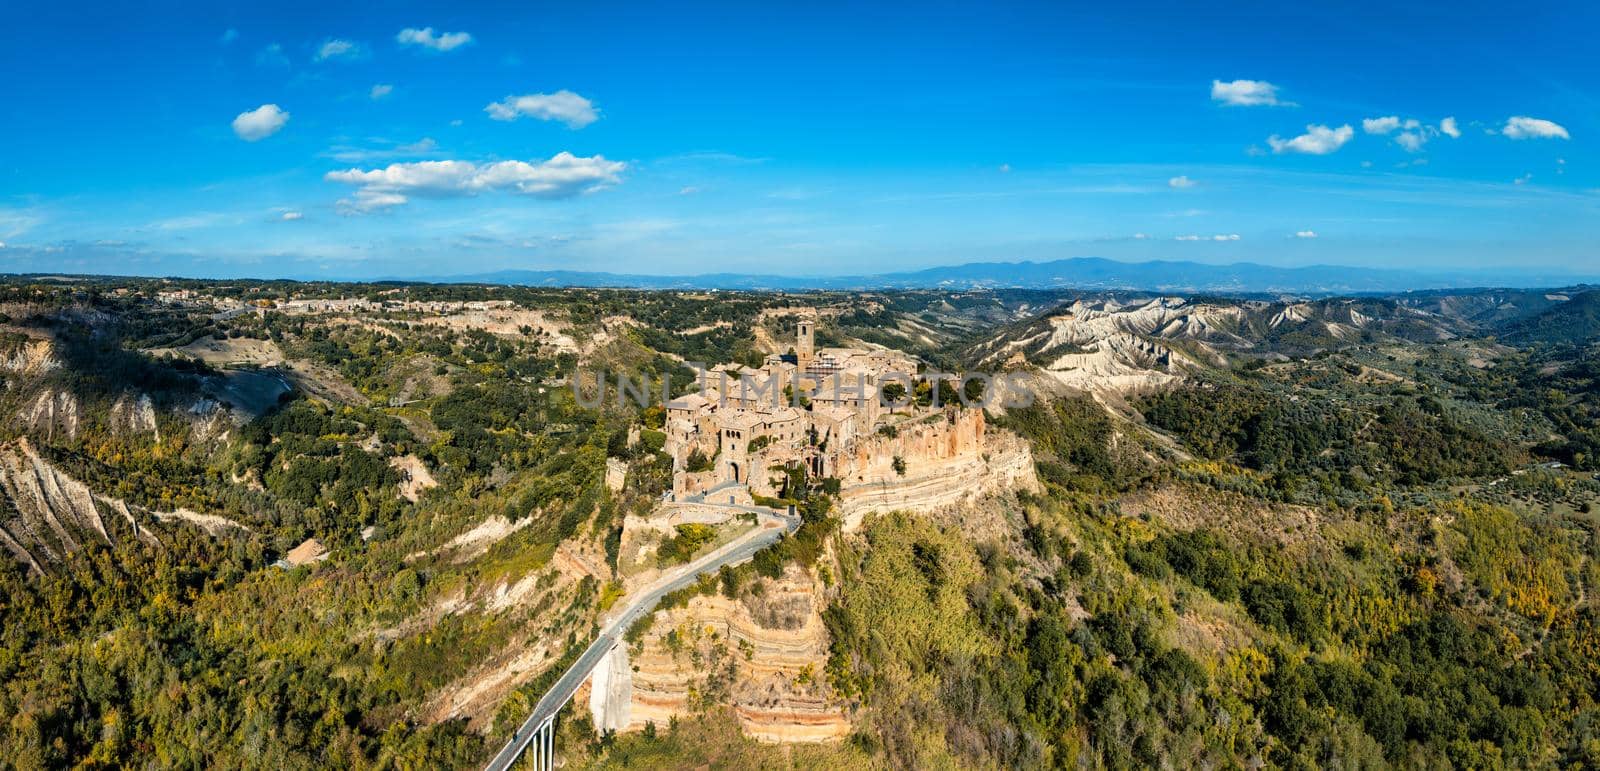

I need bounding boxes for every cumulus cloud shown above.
[280,211,304,221]
[370,84,394,100]
[397,27,473,52]
[1502,116,1569,140]
[1395,131,1428,152]
[1267,124,1353,155]
[1175,234,1241,241]
[232,104,289,141]
[1440,116,1460,138]
[325,153,626,214]
[1168,175,1196,189]
[1295,230,1317,239]
[1365,116,1437,152]
[315,39,364,62]
[1211,79,1287,106]
[485,90,599,128]
[1363,116,1402,135]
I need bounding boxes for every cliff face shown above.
[834,423,1040,532]
[19,390,79,442]
[590,419,1039,744]
[600,564,851,743]
[0,439,227,574]
[0,339,62,377]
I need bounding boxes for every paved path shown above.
[483,492,799,771]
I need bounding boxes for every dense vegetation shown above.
[2,276,1599,769]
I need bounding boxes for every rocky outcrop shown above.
[18,390,79,442]
[110,394,160,439]
[1035,333,1194,394]
[0,339,62,376]
[613,564,851,742]
[0,439,245,574]
[835,427,1039,531]
[0,440,133,572]
[419,537,610,729]
[0,438,107,571]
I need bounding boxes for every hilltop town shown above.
[3,276,1600,770]
[664,317,974,497]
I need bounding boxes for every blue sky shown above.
[1,0,1595,280]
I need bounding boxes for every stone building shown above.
[663,316,984,499]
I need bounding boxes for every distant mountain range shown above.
[421,257,1598,295]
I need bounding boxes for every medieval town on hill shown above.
[660,316,990,503]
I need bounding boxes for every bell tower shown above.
[796,319,815,372]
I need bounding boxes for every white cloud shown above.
[678,186,701,195]
[315,39,364,62]
[1176,234,1240,241]
[322,137,439,163]
[338,190,409,214]
[485,90,599,128]
[232,104,289,141]
[1295,230,1317,239]
[1168,175,1197,189]
[1440,117,1460,138]
[397,27,474,52]
[998,163,1011,173]
[325,153,626,214]
[1364,116,1436,152]
[280,211,304,221]
[1395,131,1428,152]
[1515,172,1533,185]
[370,84,394,100]
[1363,116,1401,135]
[1211,79,1287,106]
[1267,124,1353,155]
[1502,116,1569,140]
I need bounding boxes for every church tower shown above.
[796,319,815,372]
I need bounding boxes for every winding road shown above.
[483,486,799,771]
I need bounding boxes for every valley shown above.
[0,275,1598,769]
